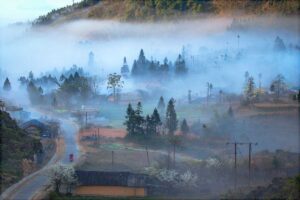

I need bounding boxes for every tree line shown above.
[124,97,190,138]
[130,49,188,77]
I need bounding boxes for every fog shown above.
[0,17,299,99]
[1,15,299,199]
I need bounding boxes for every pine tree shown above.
[166,98,177,135]
[149,61,158,74]
[27,81,42,104]
[175,54,187,75]
[135,102,145,135]
[160,57,169,74]
[138,49,146,64]
[3,77,11,91]
[28,71,34,80]
[180,119,189,134]
[131,60,138,76]
[124,103,135,136]
[188,90,192,104]
[151,108,162,135]
[38,86,43,94]
[157,96,165,116]
[145,115,152,135]
[270,74,286,99]
[244,76,255,103]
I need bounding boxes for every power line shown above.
[227,141,258,189]
[226,142,244,190]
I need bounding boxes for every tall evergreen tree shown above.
[131,60,138,76]
[27,81,43,104]
[160,57,169,75]
[188,90,192,104]
[166,98,178,135]
[270,74,286,99]
[180,118,189,134]
[3,78,11,91]
[138,49,146,64]
[151,108,162,135]
[145,115,152,135]
[135,102,145,135]
[124,103,135,136]
[175,54,187,75]
[244,76,256,103]
[157,96,165,115]
[28,71,34,80]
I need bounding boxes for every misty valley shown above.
[0,1,299,200]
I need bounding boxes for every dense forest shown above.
[33,0,300,25]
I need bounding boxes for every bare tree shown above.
[107,73,123,102]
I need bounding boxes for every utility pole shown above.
[145,146,150,166]
[237,34,240,50]
[97,127,100,145]
[227,142,244,190]
[112,151,114,167]
[258,73,262,91]
[85,111,87,128]
[246,142,258,186]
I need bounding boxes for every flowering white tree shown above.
[179,170,198,187]
[48,163,77,194]
[145,167,198,189]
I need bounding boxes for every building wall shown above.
[74,186,146,197]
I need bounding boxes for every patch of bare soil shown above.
[80,127,126,138]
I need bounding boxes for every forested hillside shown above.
[0,111,42,192]
[34,0,300,25]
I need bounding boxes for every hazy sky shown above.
[0,0,80,26]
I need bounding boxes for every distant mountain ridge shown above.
[34,0,299,26]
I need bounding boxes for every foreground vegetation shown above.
[0,111,42,192]
[223,174,300,199]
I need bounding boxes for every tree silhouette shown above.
[180,119,189,134]
[166,98,178,135]
[3,77,11,91]
[107,73,123,102]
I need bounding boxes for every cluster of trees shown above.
[145,167,198,189]
[19,71,58,88]
[270,74,287,99]
[131,49,188,77]
[27,81,44,104]
[124,102,161,137]
[243,71,288,104]
[34,0,299,25]
[58,71,93,101]
[16,67,95,106]
[33,0,100,25]
[125,97,190,138]
[48,163,77,194]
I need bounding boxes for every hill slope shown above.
[33,0,300,25]
[0,111,42,192]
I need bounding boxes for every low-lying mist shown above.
[0,16,299,99]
